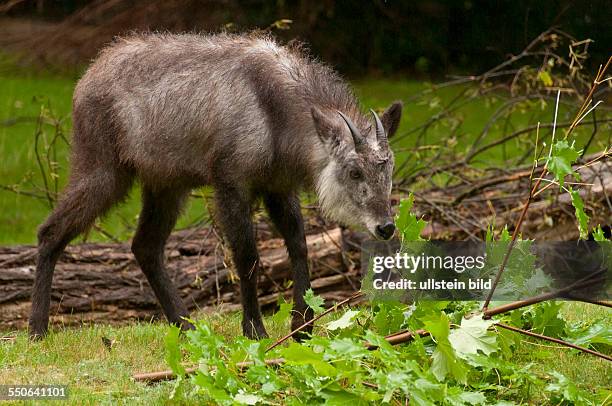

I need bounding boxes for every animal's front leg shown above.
[215,186,267,339]
[264,192,313,340]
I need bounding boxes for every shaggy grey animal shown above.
[29,33,402,339]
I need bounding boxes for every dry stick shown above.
[133,358,286,384]
[563,295,612,309]
[495,323,612,362]
[569,56,612,134]
[265,291,364,352]
[366,329,430,350]
[483,269,606,319]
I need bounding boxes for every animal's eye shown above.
[349,169,363,180]
[378,159,388,168]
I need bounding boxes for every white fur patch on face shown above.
[363,215,381,238]
[316,160,360,227]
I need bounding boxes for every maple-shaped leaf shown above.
[422,312,468,384]
[395,193,427,242]
[547,140,581,188]
[304,288,325,314]
[448,315,497,359]
[327,309,360,331]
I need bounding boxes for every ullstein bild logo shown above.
[360,241,612,302]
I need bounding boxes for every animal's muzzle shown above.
[375,221,395,240]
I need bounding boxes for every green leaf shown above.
[193,373,232,403]
[545,372,593,405]
[449,315,498,359]
[500,226,511,242]
[446,387,487,405]
[328,337,370,359]
[321,389,376,405]
[566,322,612,347]
[395,193,427,242]
[537,70,553,87]
[304,288,325,314]
[547,140,581,188]
[327,309,360,331]
[591,225,609,241]
[280,343,337,376]
[164,325,185,376]
[233,392,262,405]
[422,312,468,383]
[569,187,590,239]
[527,301,566,337]
[271,300,292,324]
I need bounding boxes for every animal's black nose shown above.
[376,222,395,240]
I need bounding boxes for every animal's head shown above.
[311,101,402,240]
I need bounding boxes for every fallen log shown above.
[0,226,363,331]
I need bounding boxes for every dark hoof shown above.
[242,319,268,340]
[291,311,314,342]
[28,325,48,341]
[291,329,311,342]
[179,319,195,331]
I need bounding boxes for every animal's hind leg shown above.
[29,169,132,339]
[131,186,193,330]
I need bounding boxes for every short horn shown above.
[370,109,386,141]
[337,111,364,147]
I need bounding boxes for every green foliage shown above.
[395,193,427,242]
[164,192,610,403]
[422,311,468,383]
[547,140,581,189]
[326,309,360,331]
[537,70,554,87]
[164,299,610,404]
[565,322,612,347]
[270,299,292,325]
[545,372,594,405]
[569,188,590,239]
[304,288,325,314]
[591,225,609,242]
[164,325,185,376]
[545,139,593,239]
[448,315,497,359]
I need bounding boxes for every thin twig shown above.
[265,291,363,352]
[483,269,606,318]
[495,323,612,362]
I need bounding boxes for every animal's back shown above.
[72,33,310,187]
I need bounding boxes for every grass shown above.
[0,311,286,405]
[1,303,609,405]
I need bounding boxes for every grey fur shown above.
[29,32,403,339]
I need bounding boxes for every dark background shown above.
[2,0,610,76]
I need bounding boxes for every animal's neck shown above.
[297,137,325,188]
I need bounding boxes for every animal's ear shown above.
[311,106,350,152]
[381,101,403,138]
